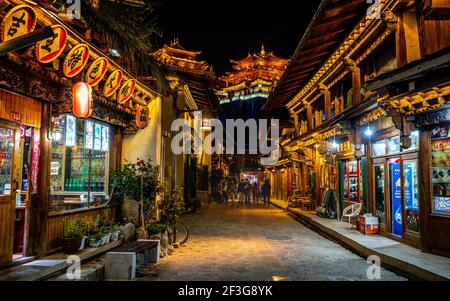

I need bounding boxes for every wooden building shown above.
[152,39,217,206]
[264,0,450,257]
[0,0,159,266]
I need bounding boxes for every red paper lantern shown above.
[136,105,149,129]
[72,82,92,119]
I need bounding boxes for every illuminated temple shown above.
[218,45,288,106]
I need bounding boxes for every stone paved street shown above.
[142,203,406,281]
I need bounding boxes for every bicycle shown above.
[173,218,189,247]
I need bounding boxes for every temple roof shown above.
[152,38,212,74]
[220,45,288,89]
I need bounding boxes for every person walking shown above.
[238,179,245,205]
[252,182,260,204]
[244,179,251,204]
[261,178,271,207]
[228,178,237,205]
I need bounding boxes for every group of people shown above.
[220,177,271,206]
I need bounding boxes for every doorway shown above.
[0,122,20,264]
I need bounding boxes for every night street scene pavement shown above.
[0,0,449,294]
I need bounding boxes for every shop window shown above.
[404,160,419,232]
[404,130,419,151]
[387,136,401,154]
[372,140,386,156]
[431,126,450,215]
[374,165,385,224]
[0,128,14,195]
[50,115,110,212]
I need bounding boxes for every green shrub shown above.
[64,219,87,238]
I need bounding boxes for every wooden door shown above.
[0,121,20,264]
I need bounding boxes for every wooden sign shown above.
[118,79,136,104]
[85,57,108,87]
[103,70,123,97]
[10,111,22,122]
[63,44,90,78]
[1,5,37,42]
[35,25,67,64]
[136,105,149,129]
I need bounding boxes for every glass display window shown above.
[372,140,386,156]
[431,126,450,215]
[374,164,385,224]
[50,114,110,212]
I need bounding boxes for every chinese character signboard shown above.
[136,105,149,129]
[1,5,37,42]
[85,57,108,87]
[65,115,77,147]
[85,120,94,150]
[101,126,109,151]
[103,70,123,97]
[35,25,67,64]
[118,79,136,104]
[94,123,102,151]
[63,44,90,78]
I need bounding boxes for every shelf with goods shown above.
[431,133,450,214]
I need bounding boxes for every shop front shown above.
[366,115,420,247]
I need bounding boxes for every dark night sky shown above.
[155,0,320,74]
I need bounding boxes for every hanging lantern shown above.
[72,82,92,119]
[136,105,149,129]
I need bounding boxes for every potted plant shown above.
[88,231,103,248]
[111,159,163,235]
[110,224,121,241]
[159,186,185,247]
[63,219,87,253]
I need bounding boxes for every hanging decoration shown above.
[118,79,136,104]
[63,44,90,78]
[72,82,93,119]
[136,105,149,129]
[103,70,123,97]
[35,25,67,64]
[1,5,37,42]
[85,57,108,87]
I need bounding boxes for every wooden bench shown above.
[105,239,160,280]
[114,239,160,265]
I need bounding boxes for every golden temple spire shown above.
[261,44,266,55]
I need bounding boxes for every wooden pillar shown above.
[307,105,313,131]
[344,57,361,105]
[27,102,51,257]
[319,83,331,121]
[291,110,299,137]
[418,129,432,252]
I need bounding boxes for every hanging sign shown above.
[118,79,136,104]
[35,25,67,64]
[85,57,108,87]
[63,44,90,78]
[136,105,149,129]
[1,5,37,42]
[101,125,109,151]
[103,70,123,97]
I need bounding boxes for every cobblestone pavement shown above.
[142,202,406,281]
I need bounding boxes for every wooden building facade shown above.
[264,0,450,257]
[0,0,159,266]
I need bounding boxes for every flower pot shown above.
[62,237,83,254]
[111,231,120,242]
[103,233,111,244]
[161,231,169,256]
[89,239,100,248]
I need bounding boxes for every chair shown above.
[341,202,362,229]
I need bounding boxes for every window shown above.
[372,140,386,156]
[431,126,450,215]
[374,165,385,224]
[387,136,401,154]
[50,115,110,212]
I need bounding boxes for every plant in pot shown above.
[110,224,121,241]
[88,231,104,248]
[63,219,87,253]
[159,186,185,247]
[111,159,163,237]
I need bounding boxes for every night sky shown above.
[155,0,320,74]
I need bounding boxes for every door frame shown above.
[0,120,20,264]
